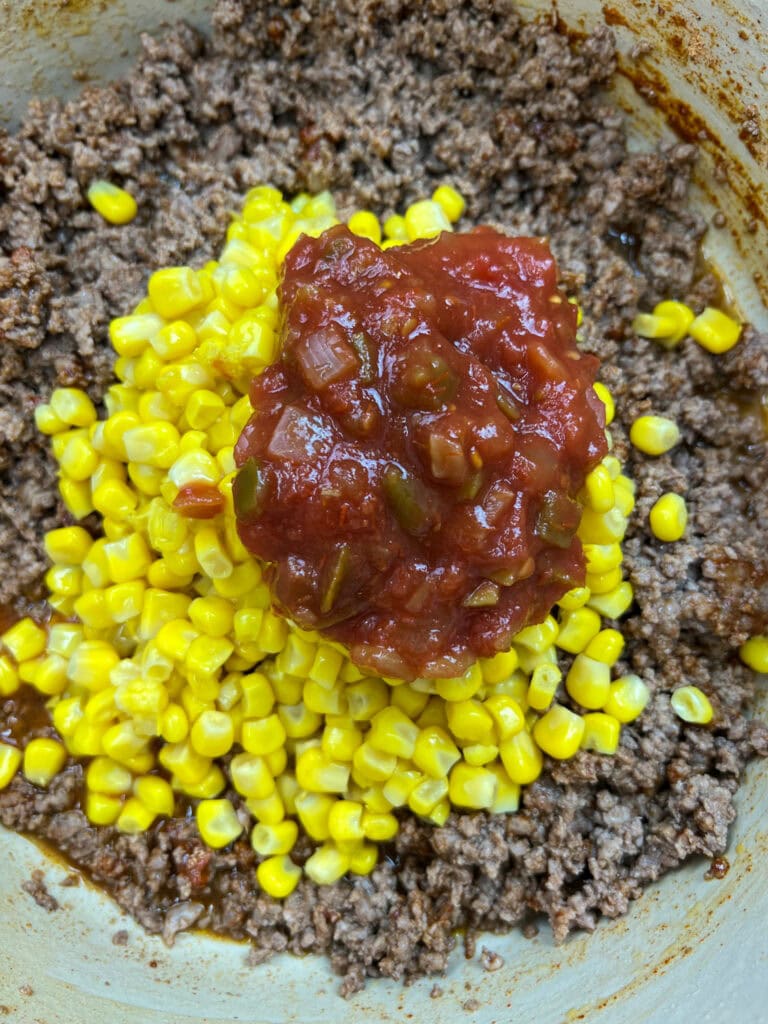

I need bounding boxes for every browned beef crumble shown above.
[1,0,766,997]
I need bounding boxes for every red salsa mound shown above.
[234,225,607,679]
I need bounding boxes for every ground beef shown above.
[0,0,766,997]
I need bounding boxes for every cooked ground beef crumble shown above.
[1,0,766,996]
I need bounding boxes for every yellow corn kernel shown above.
[84,688,118,726]
[388,685,427,721]
[584,628,625,666]
[18,657,43,685]
[404,199,451,240]
[348,210,381,244]
[408,776,449,816]
[689,306,741,354]
[412,726,461,779]
[426,799,450,826]
[583,542,623,575]
[526,664,562,712]
[190,709,235,757]
[132,776,174,817]
[432,184,466,223]
[485,762,520,814]
[578,507,627,545]
[603,674,650,723]
[2,617,47,662]
[87,756,133,795]
[246,789,284,825]
[35,403,66,435]
[102,533,152,585]
[188,596,234,639]
[72,589,111,629]
[46,623,83,660]
[237,673,273,719]
[556,606,602,655]
[22,738,66,788]
[629,415,681,456]
[382,767,422,807]
[120,750,155,776]
[161,703,189,743]
[154,619,199,661]
[175,763,227,799]
[191,527,232,581]
[0,656,20,696]
[327,799,365,842]
[85,791,123,825]
[158,740,210,786]
[580,712,621,754]
[740,636,768,674]
[345,677,390,720]
[361,784,392,814]
[649,492,688,542]
[448,762,497,810]
[230,752,274,800]
[483,694,525,741]
[256,854,302,899]
[462,743,499,766]
[308,646,344,689]
[565,653,611,710]
[196,798,243,848]
[116,796,157,834]
[320,715,361,760]
[92,479,138,522]
[66,640,120,688]
[533,704,585,760]
[587,582,634,620]
[557,586,591,611]
[351,742,396,785]
[368,706,419,759]
[592,382,615,426]
[632,306,685,345]
[0,742,22,789]
[56,432,99,481]
[58,473,94,520]
[499,730,543,786]
[185,635,234,676]
[52,697,84,739]
[295,747,349,793]
[103,581,145,625]
[148,266,209,320]
[122,422,181,469]
[671,685,714,725]
[251,819,298,857]
[293,790,333,840]
[514,615,559,652]
[184,389,226,430]
[360,810,398,842]
[241,714,287,757]
[87,180,138,225]
[101,721,149,764]
[383,214,408,241]
[583,464,615,514]
[304,843,349,885]
[479,649,519,686]
[129,463,165,497]
[445,699,495,744]
[44,525,93,565]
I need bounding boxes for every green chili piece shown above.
[232,457,269,521]
[382,465,436,537]
[320,543,351,614]
[462,580,501,608]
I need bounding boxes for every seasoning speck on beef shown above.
[0,0,766,997]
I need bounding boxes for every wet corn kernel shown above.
[134,776,175,817]
[533,704,585,760]
[483,694,525,740]
[304,844,349,885]
[251,819,298,856]
[408,776,449,816]
[2,618,48,662]
[584,628,625,666]
[670,685,714,725]
[499,730,543,786]
[368,706,419,759]
[22,738,66,787]
[603,674,650,723]
[0,742,22,789]
[592,382,615,426]
[629,415,681,456]
[87,757,133,795]
[86,791,123,825]
[117,797,156,834]
[587,582,634,620]
[739,636,768,674]
[0,656,20,697]
[257,854,302,898]
[412,726,461,778]
[196,798,243,848]
[565,654,611,709]
[348,210,381,244]
[580,712,621,754]
[689,306,741,354]
[87,180,138,225]
[432,185,466,223]
[527,664,562,712]
[649,492,688,542]
[448,762,497,809]
[404,199,452,240]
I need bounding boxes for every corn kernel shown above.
[740,636,768,674]
[603,674,650,723]
[404,199,452,240]
[67,640,120,688]
[649,492,688,542]
[87,756,133,795]
[295,746,350,793]
[382,767,422,807]
[257,854,302,898]
[514,616,559,652]
[0,742,22,789]
[432,184,466,223]
[361,810,399,842]
[527,663,562,711]
[592,383,615,426]
[689,306,741,354]
[346,677,390,720]
[251,819,298,857]
[499,730,543,785]
[448,762,497,809]
[533,704,585,759]
[383,214,408,241]
[102,721,149,764]
[368,706,419,759]
[2,617,47,662]
[133,776,175,817]
[35,403,66,435]
[22,738,66,787]
[408,776,448,816]
[196,798,243,848]
[190,709,235,757]
[583,542,623,575]
[587,582,634,620]
[327,799,365,842]
[294,790,335,840]
[580,712,621,754]
[116,796,157,834]
[446,699,494,744]
[566,654,611,710]
[671,685,714,725]
[584,628,625,666]
[85,791,123,825]
[348,210,381,244]
[412,726,460,779]
[351,742,396,785]
[320,715,361,760]
[304,843,349,885]
[629,415,681,456]
[246,790,284,824]
[87,180,138,225]
[161,703,189,743]
[0,655,20,696]
[557,586,591,611]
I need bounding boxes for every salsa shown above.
[234,225,607,679]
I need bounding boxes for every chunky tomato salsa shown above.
[234,225,607,679]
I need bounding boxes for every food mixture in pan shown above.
[1,0,767,996]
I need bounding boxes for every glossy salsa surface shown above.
[234,225,607,679]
